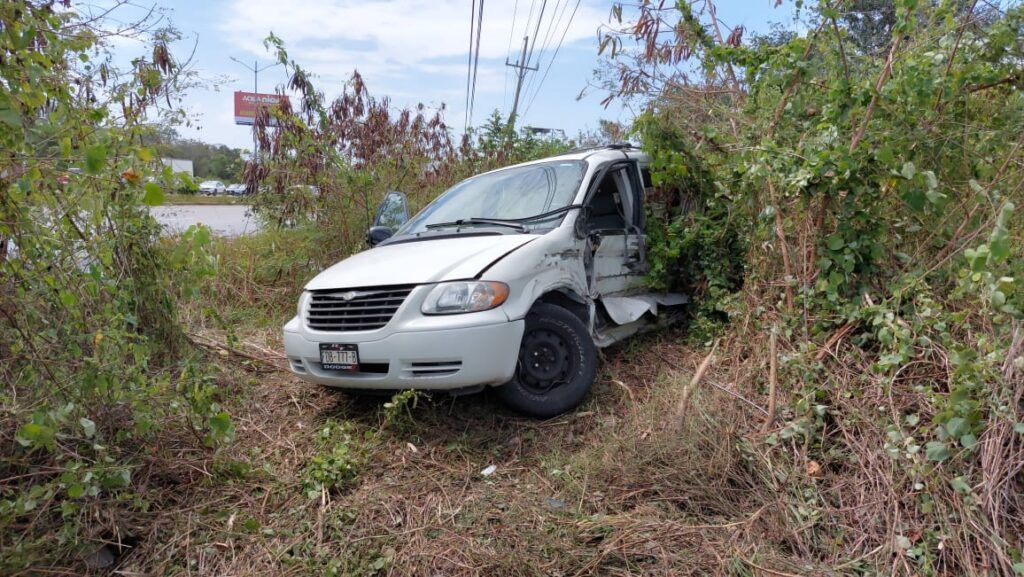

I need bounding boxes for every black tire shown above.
[495,302,597,418]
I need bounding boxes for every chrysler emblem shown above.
[328,290,370,301]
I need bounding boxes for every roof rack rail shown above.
[562,142,637,155]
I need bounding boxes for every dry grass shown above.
[31,314,1019,576]
[11,312,1015,577]
[36,328,804,577]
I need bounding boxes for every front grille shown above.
[306,285,415,331]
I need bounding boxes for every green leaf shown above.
[923,171,938,190]
[58,290,77,307]
[79,417,96,438]
[945,417,968,437]
[990,233,1010,261]
[950,476,971,494]
[903,190,927,211]
[901,161,916,180]
[84,144,107,175]
[925,441,949,461]
[0,106,22,128]
[960,434,977,449]
[991,290,1006,308]
[67,484,85,499]
[1013,423,1024,434]
[142,182,165,206]
[101,469,131,489]
[207,411,234,445]
[925,188,946,205]
[876,147,895,166]
[826,235,844,251]
[16,422,55,450]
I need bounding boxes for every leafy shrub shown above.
[0,3,229,569]
[600,0,1024,572]
[302,419,364,499]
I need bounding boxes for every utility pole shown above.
[230,57,279,159]
[505,35,538,135]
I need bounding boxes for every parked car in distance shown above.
[226,183,247,196]
[199,180,226,195]
[283,144,686,418]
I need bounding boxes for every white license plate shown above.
[319,343,359,371]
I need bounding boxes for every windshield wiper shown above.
[426,218,527,232]
[425,204,585,233]
[470,204,585,225]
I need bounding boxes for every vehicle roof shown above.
[479,144,649,176]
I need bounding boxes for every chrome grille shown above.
[306,285,415,331]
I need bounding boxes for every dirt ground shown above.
[108,327,792,577]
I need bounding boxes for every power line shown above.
[525,0,548,68]
[522,0,581,120]
[463,0,476,134]
[521,0,569,110]
[467,0,484,130]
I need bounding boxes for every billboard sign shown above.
[233,91,289,126]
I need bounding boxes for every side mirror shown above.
[367,226,393,247]
[374,191,410,230]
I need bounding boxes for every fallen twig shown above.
[674,340,719,423]
[761,330,778,434]
[187,332,289,372]
[815,321,857,362]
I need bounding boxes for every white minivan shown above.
[283,144,685,417]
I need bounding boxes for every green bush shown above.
[601,0,1024,572]
[0,3,229,569]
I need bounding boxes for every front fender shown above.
[489,228,591,322]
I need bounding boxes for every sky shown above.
[87,0,800,151]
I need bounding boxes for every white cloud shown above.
[218,0,609,91]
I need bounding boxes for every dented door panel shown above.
[588,233,643,297]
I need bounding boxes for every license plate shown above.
[319,343,359,371]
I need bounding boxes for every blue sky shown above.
[91,1,800,150]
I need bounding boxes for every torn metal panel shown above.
[600,293,689,325]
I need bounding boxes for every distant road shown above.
[151,204,259,237]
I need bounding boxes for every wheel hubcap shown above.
[517,328,572,394]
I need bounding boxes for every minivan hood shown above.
[305,234,538,290]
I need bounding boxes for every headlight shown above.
[421,281,509,315]
[297,291,310,318]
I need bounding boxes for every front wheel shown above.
[495,303,597,418]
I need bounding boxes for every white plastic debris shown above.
[480,464,497,477]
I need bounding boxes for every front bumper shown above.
[283,316,524,390]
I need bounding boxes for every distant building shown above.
[161,157,194,177]
[524,126,566,139]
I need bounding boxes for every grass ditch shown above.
[106,326,804,576]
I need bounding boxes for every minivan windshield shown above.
[397,160,586,235]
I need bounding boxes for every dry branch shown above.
[674,339,719,423]
[761,330,778,434]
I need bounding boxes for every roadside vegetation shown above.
[2,0,1023,575]
[164,193,244,205]
[146,124,248,185]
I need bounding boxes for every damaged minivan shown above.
[283,144,685,417]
